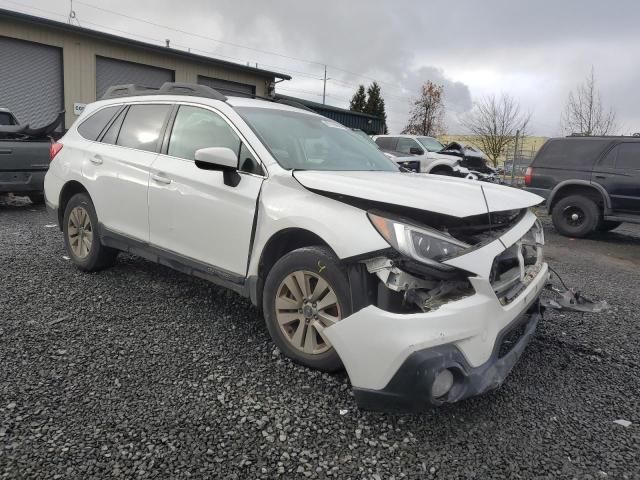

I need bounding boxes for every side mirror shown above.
[194,147,241,187]
[194,147,238,170]
[409,147,424,155]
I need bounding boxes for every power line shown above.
[74,0,415,98]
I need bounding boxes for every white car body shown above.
[373,134,461,174]
[45,87,548,411]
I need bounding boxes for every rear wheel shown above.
[551,194,600,238]
[262,246,351,372]
[63,193,118,271]
[597,220,622,232]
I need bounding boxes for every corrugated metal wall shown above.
[0,36,63,128]
[197,75,255,98]
[0,17,277,128]
[310,107,385,135]
[96,56,175,99]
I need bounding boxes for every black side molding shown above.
[99,225,248,296]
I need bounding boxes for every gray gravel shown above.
[1,196,639,479]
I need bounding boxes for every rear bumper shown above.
[0,170,46,193]
[353,305,542,412]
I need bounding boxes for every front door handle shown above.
[90,155,103,165]
[151,173,172,185]
[594,175,607,179]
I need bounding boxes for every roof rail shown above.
[274,98,316,113]
[101,82,227,101]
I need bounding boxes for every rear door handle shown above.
[594,175,607,179]
[151,173,171,185]
[90,155,103,165]
[0,148,12,155]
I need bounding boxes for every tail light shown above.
[524,166,533,186]
[49,142,63,161]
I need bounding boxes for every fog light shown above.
[431,369,454,398]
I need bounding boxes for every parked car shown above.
[439,141,501,182]
[525,136,640,237]
[351,130,422,173]
[0,108,64,203]
[45,82,549,411]
[372,134,463,175]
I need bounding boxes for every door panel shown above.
[83,142,157,241]
[592,143,640,213]
[82,104,172,241]
[148,158,262,274]
[148,105,263,275]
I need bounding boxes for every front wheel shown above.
[63,193,118,271]
[551,194,600,238]
[262,246,352,372]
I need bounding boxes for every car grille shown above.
[491,219,544,304]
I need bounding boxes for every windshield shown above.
[237,107,398,172]
[417,136,445,152]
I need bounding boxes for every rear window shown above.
[116,104,172,152]
[533,138,611,168]
[77,106,120,140]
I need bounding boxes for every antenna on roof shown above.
[165,39,170,48]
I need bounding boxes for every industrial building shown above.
[0,8,290,130]
[0,8,383,134]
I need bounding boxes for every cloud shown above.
[19,0,640,135]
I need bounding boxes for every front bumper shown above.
[353,304,542,412]
[324,209,548,411]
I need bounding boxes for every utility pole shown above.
[322,65,327,105]
[510,130,520,185]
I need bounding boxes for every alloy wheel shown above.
[68,206,93,258]
[275,270,342,355]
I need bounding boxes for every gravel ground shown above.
[1,196,638,479]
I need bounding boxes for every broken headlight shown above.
[368,212,470,268]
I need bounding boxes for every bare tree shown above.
[402,81,445,136]
[461,94,530,167]
[562,68,617,136]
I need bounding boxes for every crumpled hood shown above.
[293,170,543,218]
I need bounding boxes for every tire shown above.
[597,220,622,232]
[27,193,45,204]
[62,192,118,271]
[262,246,352,372]
[551,194,600,238]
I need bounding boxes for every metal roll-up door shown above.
[0,36,63,128]
[197,75,256,98]
[96,56,174,99]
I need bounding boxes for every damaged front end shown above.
[326,205,607,412]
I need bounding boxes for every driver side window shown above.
[168,106,263,175]
[397,138,421,154]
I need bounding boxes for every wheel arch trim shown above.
[547,180,611,214]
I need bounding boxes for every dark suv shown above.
[525,136,640,237]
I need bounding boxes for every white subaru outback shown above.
[44,82,549,411]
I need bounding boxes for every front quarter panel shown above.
[248,173,389,276]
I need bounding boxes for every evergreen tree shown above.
[349,85,367,112]
[364,82,388,134]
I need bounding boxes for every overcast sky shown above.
[5,0,640,135]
